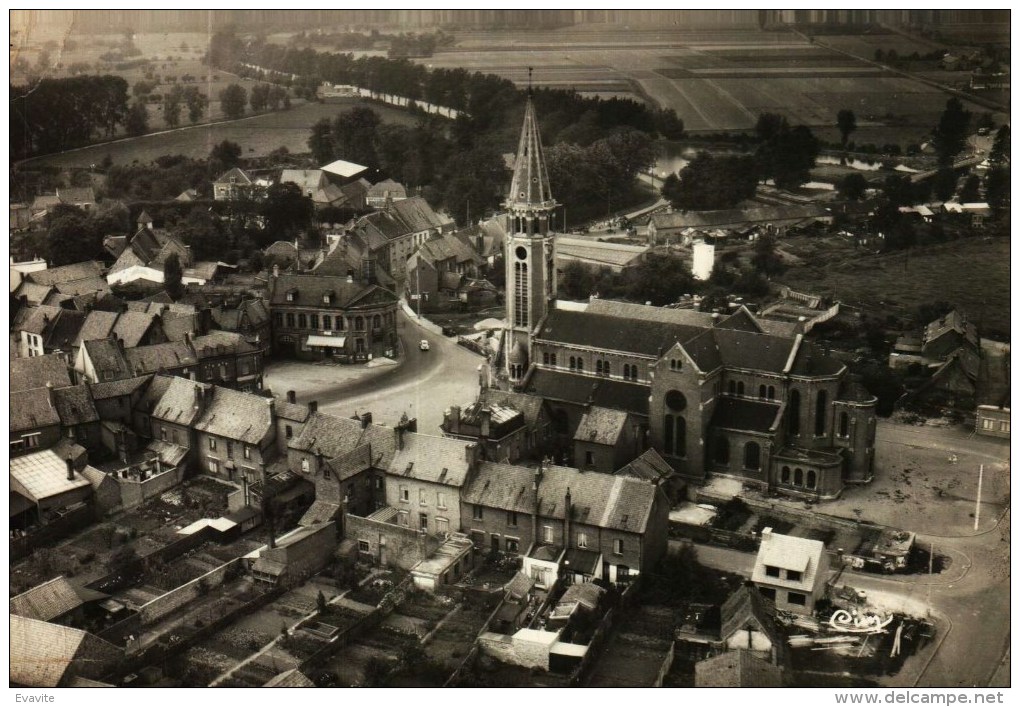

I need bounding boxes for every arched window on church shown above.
[743,442,761,471]
[781,466,790,483]
[623,364,631,379]
[839,412,850,438]
[603,361,610,377]
[576,359,584,372]
[759,384,767,399]
[768,385,775,399]
[737,381,745,396]
[569,356,576,371]
[596,360,603,376]
[728,380,736,395]
[550,353,557,367]
[807,470,817,490]
[794,468,804,486]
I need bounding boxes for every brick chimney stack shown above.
[66,457,75,481]
[564,487,572,548]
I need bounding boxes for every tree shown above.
[125,101,149,136]
[162,84,184,128]
[261,182,313,239]
[250,83,270,112]
[219,83,247,120]
[985,167,1010,210]
[755,113,788,142]
[183,86,207,123]
[837,109,857,147]
[751,233,784,277]
[958,174,981,203]
[837,172,868,201]
[932,98,971,166]
[210,140,242,170]
[623,253,695,306]
[47,208,102,265]
[989,124,1010,166]
[308,118,334,165]
[559,261,597,300]
[316,590,327,613]
[163,253,184,300]
[662,152,758,210]
[757,121,819,190]
[931,168,959,202]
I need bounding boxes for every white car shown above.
[419,339,430,351]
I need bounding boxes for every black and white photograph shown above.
[7,8,1011,696]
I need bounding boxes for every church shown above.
[489,96,877,501]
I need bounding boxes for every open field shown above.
[20,97,418,169]
[417,28,1001,138]
[780,237,1011,337]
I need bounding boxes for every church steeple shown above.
[499,82,559,387]
[505,93,556,213]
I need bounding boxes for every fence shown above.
[10,502,95,561]
[116,466,186,510]
[443,590,507,686]
[668,520,760,552]
[652,641,676,687]
[568,580,642,686]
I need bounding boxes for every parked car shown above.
[419,339,430,351]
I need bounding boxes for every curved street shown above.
[263,309,485,434]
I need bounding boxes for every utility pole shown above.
[926,541,934,617]
[415,261,422,320]
[974,463,984,531]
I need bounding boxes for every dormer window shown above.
[323,293,332,304]
[286,291,295,302]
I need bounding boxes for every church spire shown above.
[506,89,555,213]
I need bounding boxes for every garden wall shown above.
[117,467,186,510]
[138,558,240,625]
[9,503,95,561]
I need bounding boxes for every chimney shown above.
[360,412,372,429]
[115,335,125,353]
[564,487,572,548]
[194,384,205,413]
[46,381,55,408]
[152,452,161,476]
[267,397,276,419]
[761,526,773,542]
[117,429,129,464]
[272,264,280,278]
[480,406,491,439]
[465,442,479,469]
[361,257,376,285]
[287,390,296,404]
[308,400,318,414]
[315,450,325,473]
[395,424,405,450]
[65,457,75,481]
[447,406,461,435]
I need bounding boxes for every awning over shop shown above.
[306,335,346,348]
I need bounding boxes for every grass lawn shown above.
[20,97,421,169]
[780,237,1011,338]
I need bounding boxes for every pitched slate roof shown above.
[10,614,120,687]
[355,196,449,244]
[193,386,274,444]
[214,167,253,185]
[44,309,88,351]
[615,448,674,482]
[13,281,54,306]
[26,261,104,287]
[74,310,119,347]
[10,576,107,621]
[11,354,73,392]
[924,309,978,348]
[57,186,96,205]
[125,341,198,375]
[10,448,92,500]
[573,406,630,446]
[717,306,765,333]
[312,244,396,287]
[111,311,159,348]
[11,388,61,433]
[280,169,327,194]
[711,397,783,434]
[275,399,310,423]
[478,389,546,428]
[288,411,396,462]
[88,375,151,400]
[524,368,649,417]
[417,234,484,268]
[151,377,208,426]
[651,203,827,231]
[720,584,784,649]
[191,330,258,358]
[383,432,476,487]
[695,650,783,688]
[53,277,109,298]
[82,339,132,380]
[536,308,703,358]
[752,530,826,593]
[367,178,407,200]
[53,385,100,426]
[464,462,660,533]
[270,273,397,309]
[11,304,63,336]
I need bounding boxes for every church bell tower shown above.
[503,77,558,384]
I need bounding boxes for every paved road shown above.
[264,309,483,435]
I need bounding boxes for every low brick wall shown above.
[138,558,240,625]
[117,467,186,510]
[668,520,760,552]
